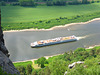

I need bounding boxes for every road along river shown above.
[4,20,100,62]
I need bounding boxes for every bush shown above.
[31,70,37,75]
[74,48,86,53]
[26,64,32,75]
[97,1,100,3]
[46,1,53,6]
[91,1,95,3]
[11,3,20,6]
[16,66,26,75]
[68,1,82,5]
[0,1,6,6]
[53,1,66,6]
[49,60,67,75]
[19,0,36,7]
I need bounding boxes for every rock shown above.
[64,71,67,75]
[64,61,84,75]
[77,61,84,64]
[84,65,88,68]
[68,61,84,69]
[0,51,20,75]
[68,62,76,69]
[98,62,100,65]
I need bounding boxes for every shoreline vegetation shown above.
[13,44,100,63]
[3,18,100,33]
[13,45,100,74]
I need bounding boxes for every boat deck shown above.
[31,35,77,46]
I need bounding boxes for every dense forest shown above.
[14,46,100,75]
[1,0,100,6]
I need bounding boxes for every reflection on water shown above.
[4,20,100,62]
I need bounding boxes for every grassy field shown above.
[1,3,100,30]
[14,61,32,67]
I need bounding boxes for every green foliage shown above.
[44,66,51,75]
[15,62,33,75]
[19,0,36,7]
[1,3,100,30]
[74,48,86,53]
[49,60,67,75]
[26,64,33,75]
[89,49,96,56]
[0,67,11,75]
[53,1,66,6]
[31,70,37,75]
[67,58,100,75]
[68,0,82,5]
[37,57,47,68]
[82,0,90,4]
[1,0,18,2]
[16,66,26,75]
[46,1,53,6]
[38,66,51,75]
[0,1,6,6]
[13,46,100,75]
[14,61,32,68]
[1,0,100,6]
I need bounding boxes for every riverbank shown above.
[4,18,100,33]
[13,44,100,75]
[13,44,100,63]
[13,53,63,63]
[2,3,100,31]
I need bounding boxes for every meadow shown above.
[1,3,100,30]
[14,61,32,68]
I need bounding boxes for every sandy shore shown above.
[13,53,63,63]
[13,44,100,63]
[85,44,100,49]
[4,18,100,33]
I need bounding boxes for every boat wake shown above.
[76,35,89,40]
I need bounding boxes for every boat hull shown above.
[31,39,77,48]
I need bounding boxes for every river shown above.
[4,20,100,62]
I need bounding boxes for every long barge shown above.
[31,35,77,48]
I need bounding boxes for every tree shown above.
[19,0,36,7]
[26,64,32,75]
[53,0,66,6]
[74,48,85,54]
[0,1,6,6]
[49,60,67,75]
[37,57,47,68]
[44,66,51,75]
[31,70,37,75]
[96,48,100,54]
[16,66,26,75]
[90,49,95,56]
[38,69,45,75]
[46,1,53,6]
[82,0,89,4]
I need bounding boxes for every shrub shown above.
[16,66,26,75]
[53,1,66,6]
[19,0,36,7]
[46,1,53,6]
[26,64,32,75]
[0,1,6,6]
